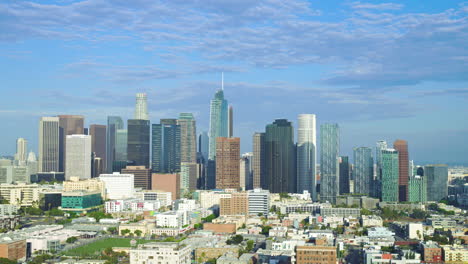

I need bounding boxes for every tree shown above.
[246,240,254,252]
[226,235,243,245]
[0,258,16,264]
[47,208,64,216]
[87,211,113,221]
[410,209,427,219]
[361,208,373,216]
[107,227,117,234]
[66,237,78,243]
[121,229,130,236]
[261,226,272,235]
[134,230,143,237]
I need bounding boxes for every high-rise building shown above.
[408,175,427,203]
[228,105,233,138]
[65,135,91,180]
[320,123,340,203]
[15,138,28,166]
[180,162,197,195]
[89,124,107,171]
[265,119,296,193]
[106,116,124,172]
[393,139,409,202]
[240,156,249,191]
[353,147,373,196]
[178,113,197,164]
[134,93,149,120]
[339,156,350,194]
[208,89,228,160]
[58,115,84,173]
[381,149,399,202]
[127,119,150,168]
[425,164,448,202]
[215,137,240,189]
[152,119,181,173]
[115,129,127,162]
[297,114,317,200]
[198,132,209,161]
[38,117,60,173]
[252,132,265,189]
[374,140,388,198]
[122,166,152,190]
[248,188,270,216]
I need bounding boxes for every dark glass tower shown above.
[152,119,181,173]
[264,119,296,193]
[320,123,340,203]
[353,147,373,195]
[127,119,150,168]
[339,156,350,194]
[107,116,124,172]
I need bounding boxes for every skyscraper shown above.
[215,137,240,189]
[198,131,209,161]
[228,105,233,138]
[115,129,127,162]
[180,162,198,195]
[381,149,399,202]
[152,119,181,173]
[265,119,296,193]
[65,134,91,180]
[252,132,265,189]
[134,93,149,120]
[208,89,228,160]
[320,123,340,203]
[353,147,373,196]
[178,113,197,163]
[339,156,350,194]
[89,124,107,171]
[107,116,124,172]
[425,164,448,202]
[374,140,388,198]
[38,117,60,173]
[408,175,427,203]
[127,119,150,168]
[393,139,409,202]
[297,114,317,200]
[15,138,28,166]
[58,115,84,172]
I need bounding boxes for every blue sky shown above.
[1,0,467,165]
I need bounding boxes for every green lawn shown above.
[62,238,152,257]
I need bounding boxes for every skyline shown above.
[1,0,467,164]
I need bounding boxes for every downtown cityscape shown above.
[1,1,468,264]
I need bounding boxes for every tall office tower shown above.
[178,113,197,163]
[134,93,149,120]
[408,175,427,203]
[374,140,388,197]
[425,164,448,202]
[353,147,373,196]
[152,119,181,173]
[240,156,249,190]
[228,105,234,138]
[27,151,38,176]
[339,156,350,194]
[65,135,91,180]
[122,166,152,190]
[15,138,28,166]
[215,137,240,189]
[265,119,296,193]
[208,89,228,160]
[180,162,197,195]
[127,119,150,168]
[252,132,265,189]
[381,149,399,202]
[242,152,254,190]
[58,115,84,173]
[320,123,340,203]
[107,116,124,172]
[89,124,107,171]
[393,139,409,202]
[38,117,60,172]
[297,114,317,200]
[198,131,209,161]
[115,129,127,162]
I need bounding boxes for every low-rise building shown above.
[320,207,361,218]
[442,245,468,263]
[61,191,102,214]
[361,215,383,227]
[0,205,18,216]
[63,177,105,199]
[296,244,337,264]
[0,237,26,260]
[421,241,443,264]
[427,216,457,229]
[129,242,191,264]
[0,183,40,207]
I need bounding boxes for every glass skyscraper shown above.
[115,129,127,162]
[296,114,317,200]
[127,119,150,168]
[320,123,340,203]
[408,175,427,203]
[107,116,124,172]
[208,89,228,160]
[178,113,197,163]
[353,147,373,196]
[425,164,448,202]
[265,119,296,194]
[134,93,149,120]
[152,119,181,173]
[339,156,350,194]
[381,149,399,202]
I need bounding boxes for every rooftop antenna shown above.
[222,72,224,91]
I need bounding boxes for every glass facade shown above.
[107,116,124,173]
[127,119,150,168]
[320,123,340,203]
[381,149,399,202]
[152,120,181,173]
[425,164,448,202]
[208,90,228,160]
[339,156,350,194]
[296,114,316,200]
[353,147,373,196]
[408,175,427,203]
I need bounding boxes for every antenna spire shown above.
[222,72,224,91]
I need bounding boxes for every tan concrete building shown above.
[0,183,41,207]
[220,192,248,215]
[122,166,151,190]
[296,245,337,264]
[442,245,467,264]
[58,115,85,173]
[0,238,26,260]
[422,241,443,264]
[216,137,240,189]
[63,177,106,199]
[151,173,180,200]
[203,223,236,234]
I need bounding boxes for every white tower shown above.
[297,114,317,200]
[38,116,60,172]
[65,134,92,180]
[15,138,28,166]
[134,93,149,120]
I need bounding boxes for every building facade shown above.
[425,164,448,202]
[381,149,399,202]
[252,132,265,189]
[393,139,409,202]
[320,123,340,203]
[99,173,135,200]
[297,114,317,200]
[127,120,150,168]
[208,89,228,160]
[134,93,149,120]
[215,137,240,189]
[353,147,373,196]
[38,117,60,173]
[58,115,84,173]
[178,113,197,164]
[122,166,151,190]
[106,116,124,173]
[89,124,107,172]
[65,135,91,180]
